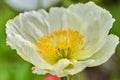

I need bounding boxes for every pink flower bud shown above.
[44,74,61,80]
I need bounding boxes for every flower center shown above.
[36,29,84,65]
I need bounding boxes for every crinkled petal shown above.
[7,34,52,69]
[68,2,115,35]
[45,7,66,33]
[31,59,94,77]
[32,59,72,76]
[61,10,84,31]
[66,2,115,59]
[88,34,119,67]
[66,60,94,75]
[53,59,72,71]
[32,67,49,75]
[50,60,94,77]
[6,10,48,43]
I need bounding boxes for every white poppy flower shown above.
[5,0,60,11]
[6,2,119,77]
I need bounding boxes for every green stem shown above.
[68,75,73,80]
[62,75,73,80]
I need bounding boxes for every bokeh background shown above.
[0,0,120,80]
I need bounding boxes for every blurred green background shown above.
[0,0,120,80]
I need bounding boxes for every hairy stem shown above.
[62,75,73,80]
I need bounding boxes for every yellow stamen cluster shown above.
[36,29,84,65]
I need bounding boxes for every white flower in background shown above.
[6,2,119,77]
[5,0,60,11]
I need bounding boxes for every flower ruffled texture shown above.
[6,2,119,77]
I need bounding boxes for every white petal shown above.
[6,10,48,43]
[68,2,115,34]
[32,67,49,75]
[61,10,84,31]
[88,34,119,67]
[66,60,94,75]
[45,7,66,33]
[5,0,39,11]
[7,34,52,69]
[53,59,72,71]
[48,59,72,77]
[50,60,94,77]
[32,59,72,76]
[67,2,115,59]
